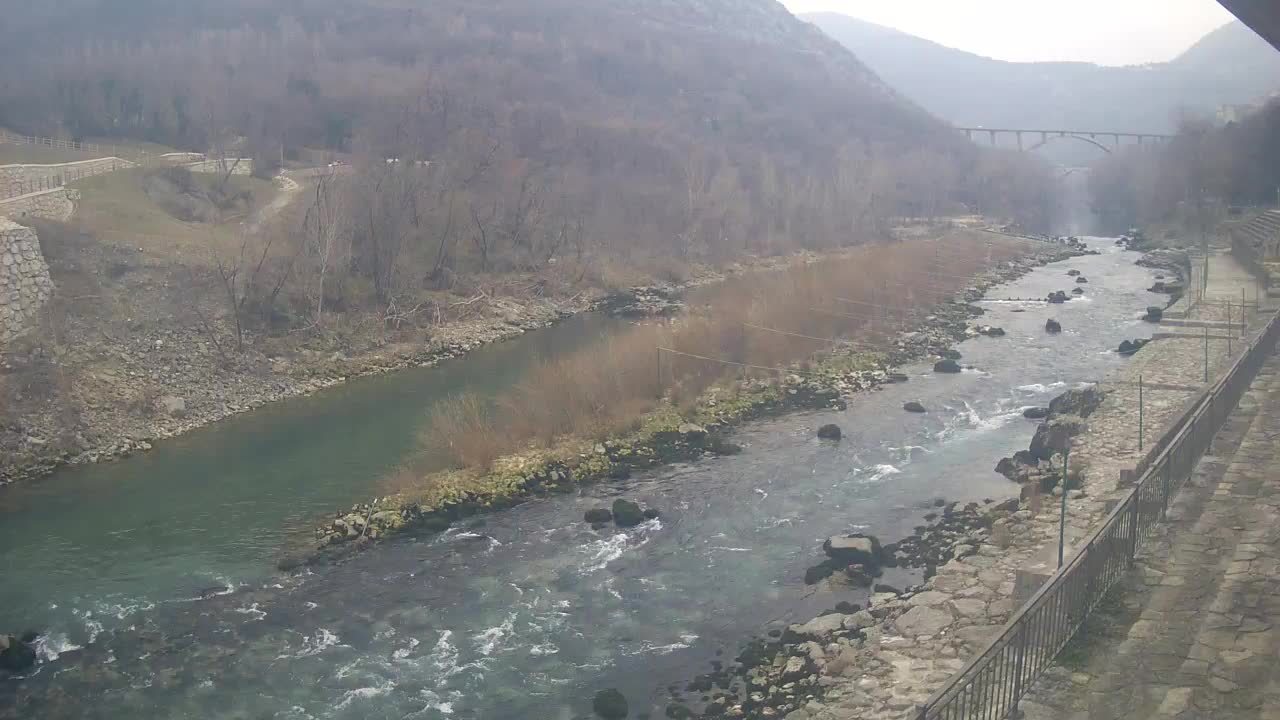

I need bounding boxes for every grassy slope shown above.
[72,169,277,263]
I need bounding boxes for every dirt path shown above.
[240,171,303,236]
[1021,348,1280,720]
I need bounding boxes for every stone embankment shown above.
[702,252,1258,720]
[181,157,254,175]
[0,157,132,198]
[0,218,53,344]
[0,187,76,222]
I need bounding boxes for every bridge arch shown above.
[1027,133,1112,155]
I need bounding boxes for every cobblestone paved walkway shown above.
[1021,347,1280,720]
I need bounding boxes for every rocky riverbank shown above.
[664,243,1251,720]
[309,238,1084,563]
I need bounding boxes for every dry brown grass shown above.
[423,231,1033,469]
[422,393,507,470]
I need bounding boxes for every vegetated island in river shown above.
[304,231,1090,566]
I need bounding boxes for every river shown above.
[1,241,1162,719]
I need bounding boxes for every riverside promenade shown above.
[788,248,1278,720]
[1009,249,1280,719]
[1019,337,1280,720]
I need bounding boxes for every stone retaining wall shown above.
[0,187,75,222]
[183,158,253,175]
[0,217,53,344]
[0,157,132,198]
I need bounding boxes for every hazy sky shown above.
[781,0,1237,66]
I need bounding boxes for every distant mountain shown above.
[804,14,1280,135]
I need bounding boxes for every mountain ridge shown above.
[803,13,1280,135]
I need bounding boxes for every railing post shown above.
[1128,495,1140,563]
[1138,375,1144,453]
[1009,622,1030,718]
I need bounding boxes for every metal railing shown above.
[0,159,132,201]
[0,128,147,161]
[917,308,1280,720]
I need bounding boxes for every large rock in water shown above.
[823,534,884,571]
[584,508,613,524]
[0,635,37,674]
[1118,339,1150,356]
[934,359,962,374]
[1143,306,1163,323]
[1048,386,1103,418]
[611,499,645,527]
[593,688,629,719]
[1029,416,1086,461]
[817,424,842,440]
[1045,319,1062,334]
[1023,407,1051,420]
[903,401,927,413]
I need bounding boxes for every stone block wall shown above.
[0,157,131,198]
[0,217,54,344]
[0,187,75,222]
[183,157,254,175]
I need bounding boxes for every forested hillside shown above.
[0,0,1054,282]
[1090,101,1280,233]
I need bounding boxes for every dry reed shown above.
[423,232,1032,470]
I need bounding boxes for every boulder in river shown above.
[0,634,36,675]
[804,562,836,585]
[1048,386,1103,418]
[817,424,842,440]
[1118,339,1150,356]
[1076,276,1089,284]
[845,563,874,586]
[1023,407,1051,420]
[903,401,927,413]
[593,688,629,719]
[1029,416,1086,461]
[1067,269,1081,276]
[1045,319,1062,334]
[584,508,613,524]
[1143,306,1163,323]
[1047,290,1069,304]
[933,359,962,374]
[823,533,885,571]
[611,499,645,527]
[977,325,1006,337]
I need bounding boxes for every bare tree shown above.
[301,166,346,324]
[211,232,277,353]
